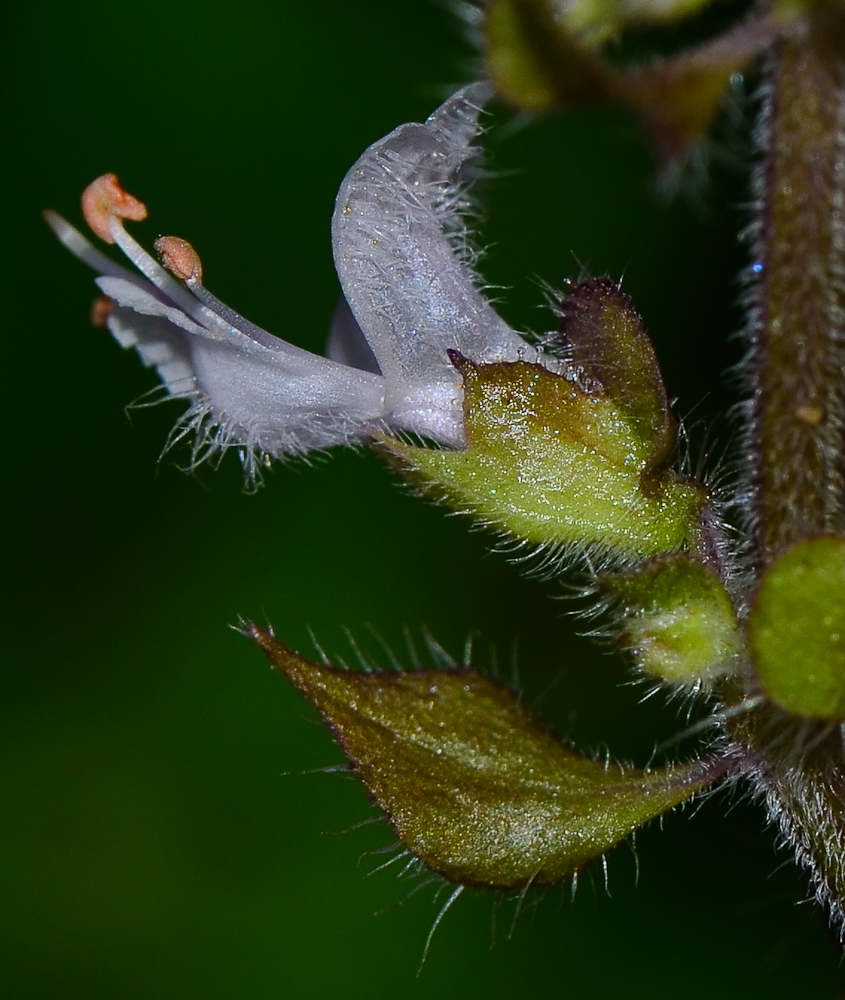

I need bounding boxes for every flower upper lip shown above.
[46,82,557,481]
[331,80,544,446]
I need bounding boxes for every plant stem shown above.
[733,702,845,941]
[733,9,845,942]
[746,10,845,570]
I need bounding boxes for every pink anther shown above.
[154,236,203,282]
[90,295,114,328]
[81,174,147,243]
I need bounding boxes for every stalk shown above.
[746,10,845,568]
[733,703,845,940]
[735,7,845,940]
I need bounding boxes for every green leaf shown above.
[252,626,725,888]
[749,535,845,719]
[380,356,706,562]
[603,555,743,685]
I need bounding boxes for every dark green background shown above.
[5,1,843,997]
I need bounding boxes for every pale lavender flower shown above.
[47,83,551,481]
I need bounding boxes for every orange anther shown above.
[154,236,203,282]
[81,173,147,243]
[90,294,115,328]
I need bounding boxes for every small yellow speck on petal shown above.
[795,404,823,425]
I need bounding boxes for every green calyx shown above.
[749,535,845,719]
[382,353,706,563]
[252,626,724,889]
[604,555,743,685]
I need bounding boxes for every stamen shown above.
[105,213,376,390]
[107,217,237,341]
[91,295,114,328]
[43,211,138,281]
[186,279,294,352]
[154,236,203,283]
[81,174,147,243]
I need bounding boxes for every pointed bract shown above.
[251,626,725,888]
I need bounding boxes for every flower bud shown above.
[604,555,743,686]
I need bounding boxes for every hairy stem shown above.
[733,10,845,943]
[746,11,845,568]
[731,703,845,941]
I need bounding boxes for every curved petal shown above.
[332,83,535,445]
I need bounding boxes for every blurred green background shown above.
[4,1,843,997]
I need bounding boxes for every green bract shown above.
[554,277,676,488]
[251,626,723,889]
[749,536,845,719]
